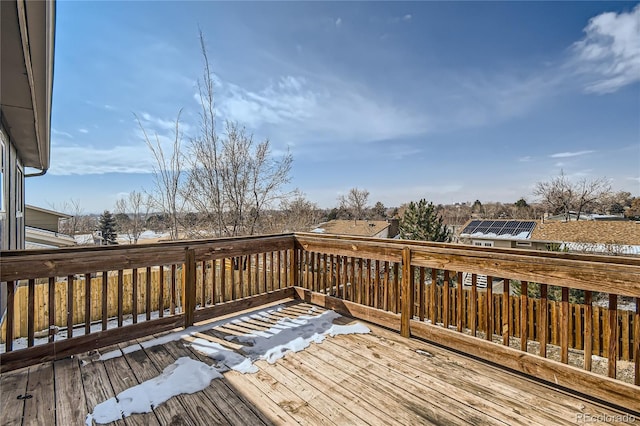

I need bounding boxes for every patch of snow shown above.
[74,234,95,245]
[94,305,289,360]
[87,307,369,424]
[231,310,370,364]
[187,339,258,374]
[86,357,220,425]
[561,242,640,256]
[183,310,371,370]
[311,228,325,233]
[462,231,531,240]
[98,349,123,362]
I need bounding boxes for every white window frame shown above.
[473,240,494,247]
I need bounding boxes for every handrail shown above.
[294,232,640,297]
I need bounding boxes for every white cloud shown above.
[78,128,89,134]
[555,162,565,168]
[549,150,595,158]
[210,75,429,145]
[518,156,532,162]
[52,129,73,138]
[403,14,412,21]
[104,104,115,110]
[335,17,342,27]
[572,5,640,94]
[48,122,187,176]
[138,112,188,133]
[628,177,640,183]
[48,144,155,175]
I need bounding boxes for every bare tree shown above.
[115,191,149,244]
[573,177,612,220]
[185,32,293,237]
[184,30,225,238]
[276,191,321,232]
[534,171,611,220]
[54,198,84,236]
[339,187,370,222]
[137,111,184,240]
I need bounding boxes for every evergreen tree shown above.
[399,199,451,242]
[98,210,118,245]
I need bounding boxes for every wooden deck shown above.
[1,301,635,425]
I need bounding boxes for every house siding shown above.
[0,121,25,251]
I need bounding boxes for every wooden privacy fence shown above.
[0,234,296,372]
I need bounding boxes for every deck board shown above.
[23,362,56,426]
[1,300,636,425]
[54,357,88,426]
[119,343,191,425]
[0,363,29,425]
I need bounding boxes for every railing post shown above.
[184,248,196,328]
[290,245,298,288]
[401,247,413,338]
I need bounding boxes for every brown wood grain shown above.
[584,291,593,371]
[561,287,569,364]
[635,297,639,386]
[146,266,152,320]
[117,270,124,327]
[401,248,412,338]
[67,275,74,338]
[608,294,617,379]
[48,277,55,343]
[520,281,528,352]
[132,268,138,325]
[101,271,108,330]
[27,279,35,347]
[184,248,196,328]
[539,284,548,357]
[502,278,509,345]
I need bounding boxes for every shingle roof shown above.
[312,220,390,237]
[531,220,640,246]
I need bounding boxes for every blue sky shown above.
[27,1,640,213]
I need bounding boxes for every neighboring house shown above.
[0,0,56,251]
[458,219,640,256]
[311,219,400,239]
[24,204,75,249]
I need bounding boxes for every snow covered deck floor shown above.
[1,301,635,425]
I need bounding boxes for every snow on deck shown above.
[87,307,370,424]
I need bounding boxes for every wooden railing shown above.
[293,232,640,411]
[1,232,639,410]
[0,234,296,372]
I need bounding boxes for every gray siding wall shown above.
[0,121,25,251]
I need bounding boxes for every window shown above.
[473,240,493,247]
[516,241,532,247]
[16,166,23,217]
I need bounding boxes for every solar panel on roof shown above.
[461,220,482,234]
[461,220,536,237]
